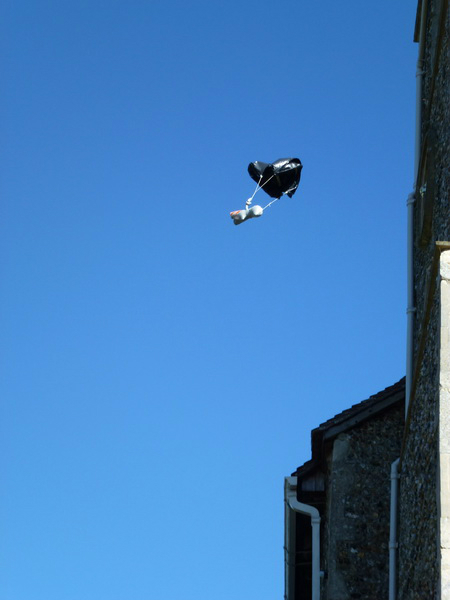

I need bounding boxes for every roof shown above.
[293,377,405,478]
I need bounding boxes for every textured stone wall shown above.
[397,1,449,598]
[413,0,449,341]
[322,406,404,600]
[397,299,439,599]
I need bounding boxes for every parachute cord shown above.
[262,197,281,210]
[282,186,297,196]
[247,176,263,204]
[247,174,276,205]
[262,188,296,211]
[256,173,275,193]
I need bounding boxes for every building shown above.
[284,1,449,598]
[285,380,405,600]
[398,0,449,595]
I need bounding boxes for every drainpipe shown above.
[389,458,400,600]
[406,0,427,416]
[284,476,321,600]
[406,188,416,416]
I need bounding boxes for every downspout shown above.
[284,476,321,600]
[389,458,400,600]
[406,0,427,416]
[406,185,416,416]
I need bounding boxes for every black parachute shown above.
[230,157,302,225]
[248,158,302,199]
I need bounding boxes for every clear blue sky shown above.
[2,2,417,599]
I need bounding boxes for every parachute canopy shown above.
[248,158,302,199]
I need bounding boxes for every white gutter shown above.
[406,0,427,416]
[284,476,321,600]
[389,459,400,600]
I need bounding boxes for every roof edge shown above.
[293,377,405,478]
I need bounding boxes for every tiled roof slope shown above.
[294,377,405,477]
[315,377,405,434]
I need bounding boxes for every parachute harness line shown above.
[247,177,298,211]
[247,174,276,207]
[262,186,297,210]
[263,197,280,210]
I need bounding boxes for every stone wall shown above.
[397,1,449,598]
[397,295,439,599]
[322,406,404,600]
[413,0,449,343]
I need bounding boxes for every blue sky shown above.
[2,2,418,599]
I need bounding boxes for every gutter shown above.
[284,476,321,600]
